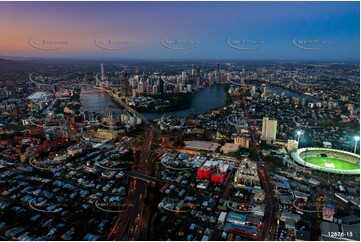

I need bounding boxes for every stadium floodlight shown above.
[297,130,303,143]
[354,136,360,153]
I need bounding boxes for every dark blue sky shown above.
[0,1,359,61]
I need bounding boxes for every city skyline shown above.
[0,1,359,61]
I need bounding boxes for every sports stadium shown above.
[291,148,360,175]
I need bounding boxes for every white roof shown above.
[28,92,50,100]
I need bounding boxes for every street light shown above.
[354,136,359,154]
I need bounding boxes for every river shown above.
[80,84,320,120]
[268,86,320,103]
[141,85,226,120]
[80,85,226,120]
[80,87,123,117]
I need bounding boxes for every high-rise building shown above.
[262,117,277,141]
[214,63,221,84]
[152,85,158,95]
[187,84,192,93]
[262,85,268,95]
[120,69,129,96]
[101,64,105,81]
[138,80,144,94]
[196,77,201,88]
[130,77,137,89]
[163,83,168,94]
[181,71,187,84]
[158,76,164,94]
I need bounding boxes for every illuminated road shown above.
[257,165,275,241]
[239,85,275,241]
[107,131,153,241]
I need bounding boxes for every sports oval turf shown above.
[304,157,359,170]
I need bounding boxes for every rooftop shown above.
[184,140,220,152]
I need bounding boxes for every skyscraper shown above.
[163,83,168,94]
[215,63,221,84]
[262,117,277,141]
[138,79,144,94]
[158,76,164,94]
[101,64,105,81]
[120,69,129,96]
[181,71,187,84]
[152,84,158,95]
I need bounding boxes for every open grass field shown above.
[304,157,359,170]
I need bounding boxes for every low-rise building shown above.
[234,137,249,148]
[287,139,299,153]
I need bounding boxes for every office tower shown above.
[130,77,137,89]
[215,63,220,84]
[142,72,147,82]
[241,78,247,93]
[181,71,187,84]
[152,85,158,95]
[101,64,105,81]
[158,76,164,94]
[120,69,129,96]
[191,64,195,77]
[138,80,144,94]
[262,117,277,141]
[178,84,183,92]
[196,77,201,88]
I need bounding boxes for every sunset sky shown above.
[0,1,359,61]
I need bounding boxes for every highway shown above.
[107,131,154,241]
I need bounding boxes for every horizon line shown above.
[0,55,359,64]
